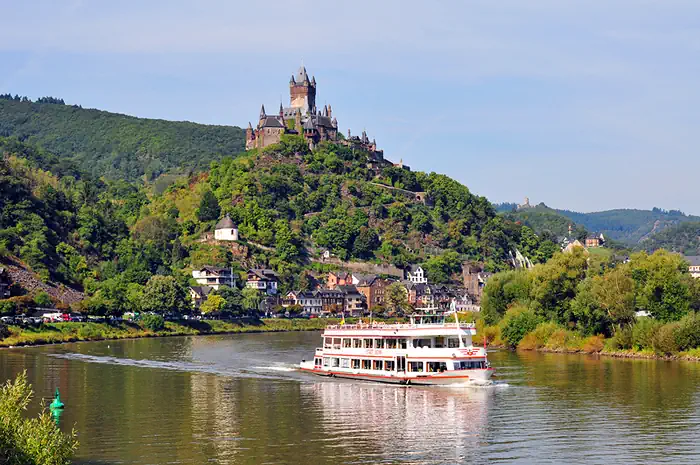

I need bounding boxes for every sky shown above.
[1,0,699,214]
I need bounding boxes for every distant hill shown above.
[638,221,700,255]
[500,204,588,240]
[0,96,245,181]
[554,208,700,245]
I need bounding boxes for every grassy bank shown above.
[0,318,335,348]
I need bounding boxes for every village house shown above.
[404,265,427,284]
[191,266,236,291]
[327,271,352,289]
[584,233,605,248]
[317,288,345,314]
[189,285,213,309]
[214,215,239,241]
[246,269,279,295]
[283,290,323,315]
[354,275,390,310]
[0,267,11,299]
[337,285,367,316]
[685,256,700,278]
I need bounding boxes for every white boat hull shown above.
[299,363,494,386]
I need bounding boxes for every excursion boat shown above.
[299,314,493,385]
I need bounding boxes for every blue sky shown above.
[2,1,699,214]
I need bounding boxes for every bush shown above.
[652,322,680,355]
[140,314,165,332]
[675,312,700,352]
[609,326,633,350]
[518,321,561,350]
[0,371,78,464]
[500,305,540,348]
[77,324,103,339]
[632,318,661,350]
[0,300,16,315]
[545,329,582,351]
[582,335,605,353]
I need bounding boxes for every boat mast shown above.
[454,311,465,348]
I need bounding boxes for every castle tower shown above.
[289,64,316,114]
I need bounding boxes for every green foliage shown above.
[214,286,243,315]
[499,305,541,348]
[481,270,531,325]
[140,275,189,315]
[33,292,52,308]
[140,313,165,332]
[385,282,410,314]
[0,100,244,181]
[241,287,262,312]
[196,190,221,222]
[640,221,700,255]
[0,371,78,465]
[422,251,462,284]
[200,294,225,314]
[631,318,661,349]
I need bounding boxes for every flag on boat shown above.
[340,313,345,325]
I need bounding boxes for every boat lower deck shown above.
[299,365,493,385]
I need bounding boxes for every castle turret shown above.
[289,63,316,114]
[259,104,266,120]
[311,75,316,87]
[327,104,332,118]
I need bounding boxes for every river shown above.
[2,331,700,464]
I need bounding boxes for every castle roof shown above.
[215,215,236,230]
[303,118,315,130]
[296,65,308,83]
[260,117,284,128]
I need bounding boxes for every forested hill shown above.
[554,208,700,245]
[498,201,700,245]
[1,134,559,310]
[0,96,245,181]
[638,222,700,255]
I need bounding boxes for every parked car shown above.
[0,316,15,324]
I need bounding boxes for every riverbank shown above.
[0,318,336,348]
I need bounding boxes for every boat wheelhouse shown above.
[299,314,493,385]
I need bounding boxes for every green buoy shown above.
[49,388,64,410]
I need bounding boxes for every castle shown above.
[246,64,381,157]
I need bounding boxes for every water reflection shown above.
[303,381,494,464]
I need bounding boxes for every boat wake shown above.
[253,365,298,372]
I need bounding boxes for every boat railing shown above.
[324,322,475,330]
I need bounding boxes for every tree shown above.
[423,251,462,284]
[0,372,78,465]
[140,275,189,315]
[352,226,379,259]
[214,286,243,315]
[385,282,409,314]
[529,249,588,323]
[33,291,52,308]
[481,270,531,324]
[196,190,221,222]
[200,294,225,314]
[241,287,262,313]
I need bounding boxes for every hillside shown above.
[554,208,700,244]
[0,96,245,181]
[0,134,558,311]
[638,221,700,255]
[500,204,588,241]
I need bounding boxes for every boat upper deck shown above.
[323,322,477,338]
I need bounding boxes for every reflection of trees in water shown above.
[303,381,492,464]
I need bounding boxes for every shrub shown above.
[652,322,680,355]
[140,314,165,332]
[518,321,561,350]
[632,318,661,350]
[482,325,501,346]
[0,300,16,315]
[609,326,633,350]
[674,312,700,352]
[77,324,103,339]
[0,371,78,464]
[582,335,605,353]
[500,305,540,348]
[545,329,581,351]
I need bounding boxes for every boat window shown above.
[333,338,342,349]
[398,339,407,349]
[363,338,373,348]
[414,338,431,348]
[341,358,350,368]
[408,361,424,372]
[454,361,485,370]
[324,338,332,349]
[386,339,397,349]
[342,338,351,348]
[384,360,395,371]
[315,358,322,367]
[331,358,340,367]
[373,360,383,370]
[375,339,384,349]
[362,359,372,370]
[427,362,447,372]
[448,338,460,348]
[352,338,362,348]
[351,359,361,369]
[323,358,330,367]
[434,337,445,348]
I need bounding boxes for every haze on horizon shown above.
[1,1,698,215]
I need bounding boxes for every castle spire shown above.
[311,75,316,87]
[259,104,266,119]
[290,74,296,85]
[279,101,284,116]
[327,104,332,118]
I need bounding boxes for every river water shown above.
[2,331,700,464]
